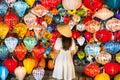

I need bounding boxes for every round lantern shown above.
[114,31,120,42]
[41,0,61,9]
[106,18,120,32]
[84,64,100,77]
[85,20,100,33]
[104,62,120,76]
[83,0,103,10]
[95,29,112,43]
[4,58,18,74]
[84,31,93,41]
[105,0,120,9]
[115,53,120,63]
[104,41,120,54]
[94,73,110,80]
[72,30,81,39]
[4,13,19,30]
[76,24,86,32]
[77,50,85,60]
[62,0,82,10]
[114,74,120,80]
[84,43,100,55]
[96,51,112,65]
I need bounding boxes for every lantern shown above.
[76,24,85,32]
[0,22,9,39]
[94,73,110,80]
[77,36,85,46]
[0,3,8,17]
[84,43,100,55]
[4,13,19,30]
[83,0,103,10]
[14,44,27,61]
[0,46,9,60]
[41,0,61,9]
[5,0,16,7]
[4,58,18,74]
[23,58,36,74]
[96,51,111,65]
[72,30,81,39]
[114,74,120,80]
[0,66,9,80]
[114,31,120,42]
[33,45,45,61]
[32,67,45,80]
[84,31,92,41]
[62,0,82,10]
[85,20,100,33]
[77,50,85,60]
[104,62,120,76]
[95,29,112,43]
[84,64,100,77]
[106,18,120,32]
[116,53,120,63]
[14,66,26,80]
[25,0,35,8]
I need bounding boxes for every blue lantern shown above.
[0,66,9,80]
[0,46,9,60]
[0,3,8,17]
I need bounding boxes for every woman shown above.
[52,24,76,80]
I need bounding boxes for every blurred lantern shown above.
[104,62,120,76]
[32,67,45,80]
[4,37,18,53]
[23,58,36,74]
[4,13,19,30]
[72,30,81,39]
[77,50,85,60]
[0,66,9,80]
[77,36,85,46]
[59,9,66,16]
[41,0,61,9]
[50,8,58,15]
[105,0,120,9]
[83,0,103,10]
[23,37,37,52]
[84,64,100,77]
[114,74,120,80]
[24,13,37,30]
[85,20,100,33]
[0,3,8,17]
[44,15,52,25]
[67,10,77,15]
[93,8,114,21]
[0,22,9,39]
[94,73,110,80]
[116,53,120,63]
[31,4,49,17]
[33,1,40,7]
[84,43,100,55]
[0,46,9,60]
[33,45,45,61]
[77,9,86,16]
[14,66,26,80]
[68,20,76,29]
[14,23,27,39]
[45,46,52,55]
[83,15,92,24]
[84,31,92,41]
[104,41,120,54]
[25,30,35,37]
[95,29,112,43]
[36,17,44,25]
[4,58,18,74]
[39,58,46,68]
[25,0,35,8]
[53,15,61,24]
[43,31,52,40]
[115,12,120,19]
[106,18,120,32]
[48,60,54,69]
[114,31,120,42]
[63,15,70,24]
[34,24,46,40]
[72,14,81,23]
[50,21,57,31]
[14,44,27,61]
[14,1,28,17]
[5,0,16,7]
[76,24,85,32]
[96,51,111,65]
[62,0,82,10]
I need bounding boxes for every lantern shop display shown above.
[0,0,120,79]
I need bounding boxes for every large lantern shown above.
[84,64,100,77]
[104,62,120,76]
[94,73,110,80]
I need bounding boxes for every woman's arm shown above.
[53,48,59,64]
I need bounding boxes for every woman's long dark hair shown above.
[61,35,72,50]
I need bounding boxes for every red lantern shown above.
[63,15,70,24]
[4,13,19,30]
[33,45,45,61]
[4,58,18,74]
[95,29,112,43]
[84,31,93,41]
[14,44,27,61]
[114,31,120,42]
[72,30,81,39]
[41,0,61,9]
[104,62,120,76]
[83,0,103,11]
[84,64,100,77]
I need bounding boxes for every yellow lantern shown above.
[94,73,110,80]
[0,22,9,39]
[116,53,120,63]
[25,0,35,8]
[23,58,36,74]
